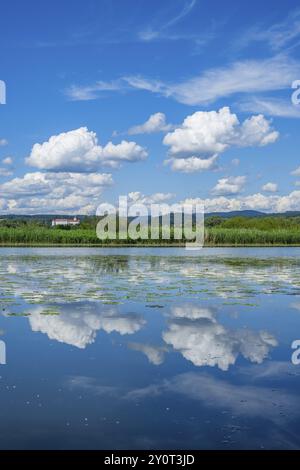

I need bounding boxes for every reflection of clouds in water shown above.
[127,370,297,424]
[180,262,300,296]
[67,376,117,396]
[290,302,300,311]
[128,342,167,365]
[1,256,300,307]
[171,304,217,320]
[29,304,145,349]
[163,305,277,371]
[238,360,300,381]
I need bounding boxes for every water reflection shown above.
[1,254,300,309]
[1,249,300,449]
[163,304,277,370]
[14,301,277,372]
[27,304,146,348]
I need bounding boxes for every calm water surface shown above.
[1,247,300,449]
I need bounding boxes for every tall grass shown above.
[0,220,300,245]
[205,228,300,245]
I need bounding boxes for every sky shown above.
[0,0,300,214]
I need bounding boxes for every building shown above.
[51,217,80,227]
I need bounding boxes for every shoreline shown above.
[0,243,300,248]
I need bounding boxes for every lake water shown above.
[1,247,300,450]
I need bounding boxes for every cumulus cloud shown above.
[163,304,277,371]
[26,127,148,171]
[180,191,300,212]
[29,304,146,348]
[0,139,8,146]
[163,107,278,157]
[127,191,175,205]
[162,107,278,172]
[0,171,113,214]
[167,155,218,173]
[212,176,246,196]
[262,182,278,193]
[128,112,172,135]
[182,190,300,213]
[96,187,300,219]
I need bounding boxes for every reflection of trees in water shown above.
[87,255,164,275]
[88,256,130,274]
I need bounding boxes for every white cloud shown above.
[65,80,123,101]
[167,155,218,173]
[128,112,172,135]
[138,0,197,42]
[182,189,300,213]
[127,191,175,205]
[0,139,8,146]
[262,182,278,193]
[26,127,148,171]
[241,9,300,51]
[0,171,113,214]
[164,107,237,156]
[163,107,278,172]
[163,107,278,157]
[0,168,13,177]
[239,97,300,119]
[212,176,246,196]
[2,157,13,165]
[237,114,279,146]
[291,166,300,176]
[67,56,300,105]
[125,55,300,105]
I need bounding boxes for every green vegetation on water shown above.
[0,215,300,245]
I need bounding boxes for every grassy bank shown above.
[0,227,300,246]
[0,215,299,246]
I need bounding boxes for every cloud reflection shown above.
[28,303,146,348]
[163,304,277,370]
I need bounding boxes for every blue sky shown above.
[1,0,300,214]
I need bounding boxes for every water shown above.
[1,247,300,449]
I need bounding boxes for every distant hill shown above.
[205,210,300,219]
[205,210,300,218]
[1,210,300,223]
[205,210,266,218]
